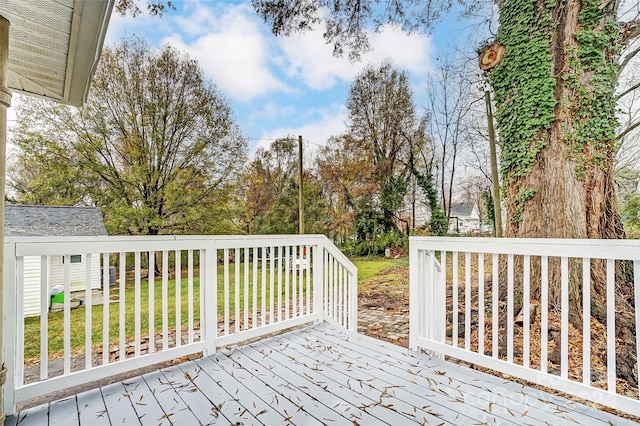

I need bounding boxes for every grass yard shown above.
[354,257,410,311]
[23,263,310,361]
[353,257,408,283]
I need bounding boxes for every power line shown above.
[246,136,326,148]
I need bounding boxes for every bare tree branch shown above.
[617,118,640,141]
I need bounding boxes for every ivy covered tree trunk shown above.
[490,0,635,386]
[491,0,623,241]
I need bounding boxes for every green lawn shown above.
[353,257,408,284]
[23,263,309,361]
[23,257,400,361]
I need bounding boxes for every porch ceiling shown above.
[0,0,114,106]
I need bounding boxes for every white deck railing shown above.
[409,237,640,417]
[2,234,357,414]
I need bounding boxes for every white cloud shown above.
[277,23,433,91]
[161,5,289,102]
[367,25,433,76]
[105,3,434,102]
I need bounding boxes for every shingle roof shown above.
[5,205,107,237]
[449,202,476,217]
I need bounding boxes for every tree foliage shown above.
[241,138,330,235]
[9,38,247,236]
[317,62,437,253]
[115,0,175,17]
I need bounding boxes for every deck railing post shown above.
[202,242,217,356]
[313,240,323,324]
[2,241,16,415]
[349,268,358,331]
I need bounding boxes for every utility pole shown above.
[485,89,503,237]
[298,135,304,234]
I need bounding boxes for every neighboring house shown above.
[5,205,107,316]
[448,202,480,234]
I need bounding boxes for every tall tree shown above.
[317,134,372,244]
[346,61,415,235]
[9,38,247,236]
[425,58,475,221]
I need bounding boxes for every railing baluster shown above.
[39,256,48,380]
[162,250,169,350]
[119,252,126,360]
[440,250,446,344]
[582,257,591,386]
[261,248,267,326]
[16,256,25,386]
[134,252,141,357]
[426,250,432,341]
[523,254,530,368]
[269,246,275,324]
[149,251,155,353]
[342,264,347,327]
[329,255,335,320]
[102,253,110,365]
[478,253,484,356]
[606,258,616,393]
[292,247,297,319]
[285,246,290,320]
[507,254,514,363]
[306,245,311,315]
[324,250,329,317]
[452,251,459,348]
[277,246,282,322]
[175,250,181,346]
[85,254,93,370]
[541,255,549,374]
[188,250,194,344]
[634,260,640,398]
[224,248,229,335]
[561,256,569,379]
[253,247,258,328]
[203,246,217,356]
[492,253,498,358]
[244,248,249,330]
[63,254,71,374]
[465,252,471,351]
[298,246,304,316]
[235,248,241,331]
[339,261,344,326]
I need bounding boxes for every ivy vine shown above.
[564,1,619,177]
[489,0,556,222]
[488,0,620,224]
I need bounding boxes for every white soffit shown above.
[0,0,114,106]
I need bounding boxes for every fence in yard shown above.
[409,236,640,417]
[2,234,357,414]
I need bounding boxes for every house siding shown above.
[23,254,101,317]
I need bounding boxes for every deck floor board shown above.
[121,374,171,426]
[76,387,111,426]
[5,322,637,425]
[310,322,633,426]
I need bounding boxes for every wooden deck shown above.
[6,322,635,426]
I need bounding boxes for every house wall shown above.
[23,254,101,317]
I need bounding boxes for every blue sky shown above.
[105,0,478,154]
